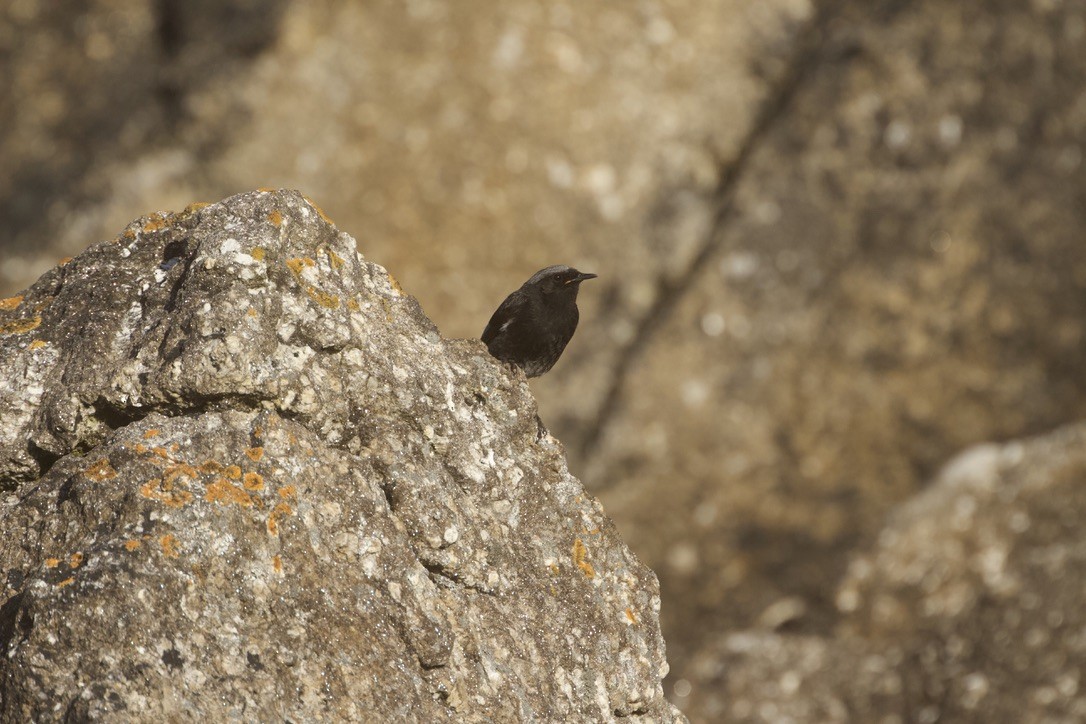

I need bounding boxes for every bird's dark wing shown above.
[481,293,526,345]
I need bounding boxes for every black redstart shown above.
[481,265,597,377]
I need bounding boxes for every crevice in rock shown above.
[419,558,496,598]
[614,703,650,718]
[577,0,846,470]
[92,400,146,432]
[376,479,398,514]
[421,559,461,589]
[26,440,61,480]
[55,475,80,510]
[0,592,31,654]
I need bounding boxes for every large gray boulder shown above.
[0,190,681,722]
[680,423,1086,723]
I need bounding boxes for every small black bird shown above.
[482,265,597,377]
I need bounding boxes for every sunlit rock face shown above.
[0,190,682,723]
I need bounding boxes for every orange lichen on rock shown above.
[141,466,196,508]
[199,460,224,474]
[272,554,283,573]
[84,458,117,481]
[57,577,76,588]
[124,540,142,551]
[387,274,404,296]
[285,257,341,307]
[325,249,345,269]
[141,214,173,233]
[268,210,283,227]
[572,538,595,579]
[0,296,23,311]
[134,443,148,454]
[247,307,258,317]
[251,247,266,262]
[243,472,264,491]
[245,446,264,462]
[164,463,198,482]
[257,186,278,193]
[625,608,638,625]
[58,256,73,265]
[160,535,180,558]
[152,446,171,460]
[302,195,334,225]
[309,289,340,308]
[205,478,253,507]
[223,465,242,480]
[0,316,42,335]
[183,202,210,215]
[267,502,294,535]
[277,485,296,499]
[69,552,84,569]
[346,298,360,312]
[143,429,160,439]
[28,339,47,350]
[45,558,60,568]
[286,257,315,276]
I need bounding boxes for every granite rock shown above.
[0,189,681,722]
[681,423,1086,723]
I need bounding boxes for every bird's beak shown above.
[566,272,598,285]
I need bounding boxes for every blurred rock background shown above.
[3,0,1086,720]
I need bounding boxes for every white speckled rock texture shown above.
[0,190,683,722]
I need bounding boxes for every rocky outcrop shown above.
[590,0,1086,685]
[681,424,1086,722]
[0,190,680,722]
[6,1,1086,718]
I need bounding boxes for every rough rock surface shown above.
[6,1,1086,718]
[592,0,1086,687]
[0,190,680,722]
[682,424,1086,723]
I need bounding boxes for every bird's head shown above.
[525,265,598,299]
